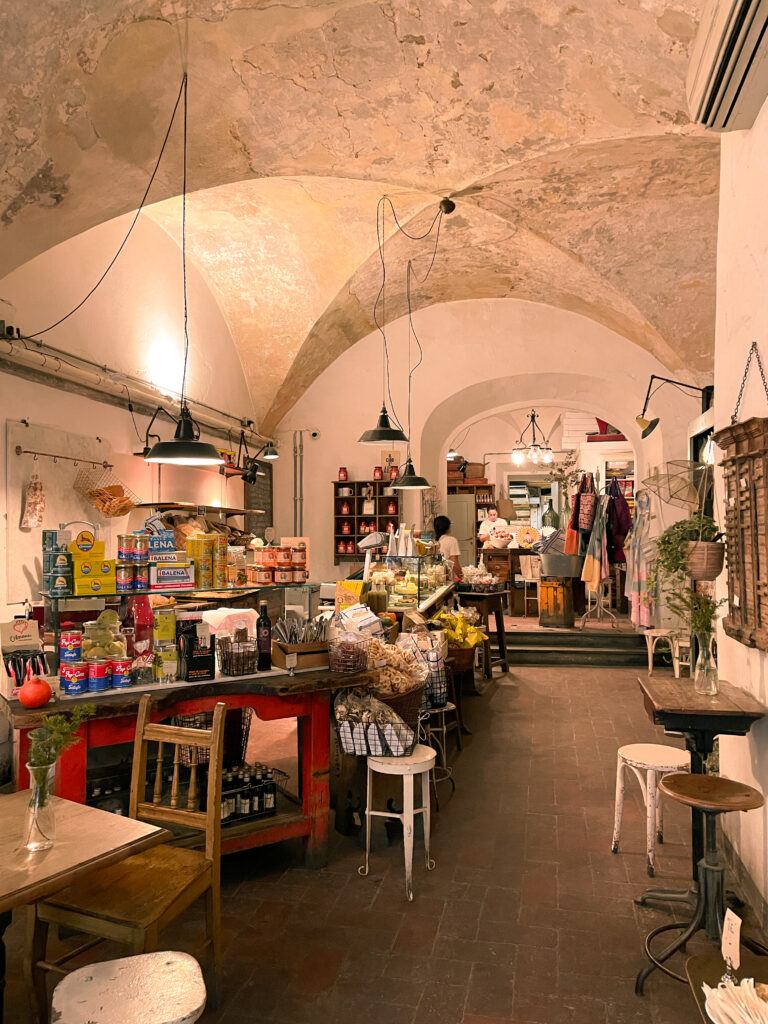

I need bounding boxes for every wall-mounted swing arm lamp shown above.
[636,376,715,439]
[236,431,279,484]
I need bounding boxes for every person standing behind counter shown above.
[478,504,509,545]
[434,515,462,580]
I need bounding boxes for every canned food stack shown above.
[214,535,228,589]
[115,534,150,593]
[59,611,133,694]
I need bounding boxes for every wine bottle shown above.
[257,600,272,672]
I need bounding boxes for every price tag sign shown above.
[285,652,298,670]
[721,908,741,973]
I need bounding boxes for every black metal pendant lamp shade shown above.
[145,406,223,465]
[394,455,430,490]
[359,406,408,444]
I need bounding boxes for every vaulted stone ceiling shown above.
[1,0,718,432]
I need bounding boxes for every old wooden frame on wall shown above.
[713,417,768,650]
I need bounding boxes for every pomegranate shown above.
[18,676,53,708]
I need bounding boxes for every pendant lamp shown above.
[144,74,224,468]
[394,455,430,490]
[359,406,408,445]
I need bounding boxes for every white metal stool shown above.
[643,628,674,674]
[523,578,539,617]
[611,743,691,877]
[359,744,437,900]
[50,951,206,1024]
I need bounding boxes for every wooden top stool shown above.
[50,951,206,1023]
[635,773,763,994]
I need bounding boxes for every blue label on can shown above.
[111,667,133,688]
[87,674,111,692]
[116,578,133,592]
[67,676,87,695]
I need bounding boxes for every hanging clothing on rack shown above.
[581,494,611,593]
[607,477,632,564]
[564,473,596,556]
[625,490,653,628]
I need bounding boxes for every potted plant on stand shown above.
[648,511,726,694]
[25,705,94,852]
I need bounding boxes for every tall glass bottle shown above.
[257,600,272,672]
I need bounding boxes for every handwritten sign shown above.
[722,908,741,973]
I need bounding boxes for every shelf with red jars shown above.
[333,479,400,564]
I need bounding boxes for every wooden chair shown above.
[25,695,225,1023]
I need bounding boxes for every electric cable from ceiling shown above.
[26,75,187,339]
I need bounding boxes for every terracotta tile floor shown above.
[4,666,727,1022]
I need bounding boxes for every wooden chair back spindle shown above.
[128,694,226,865]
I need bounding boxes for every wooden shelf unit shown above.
[333,480,400,565]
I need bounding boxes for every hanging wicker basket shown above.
[687,541,725,581]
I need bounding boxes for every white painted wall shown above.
[714,93,768,899]
[273,298,691,582]
[0,373,239,618]
[0,212,253,418]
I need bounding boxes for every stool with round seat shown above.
[50,950,206,1024]
[612,743,691,876]
[359,744,437,901]
[635,773,764,994]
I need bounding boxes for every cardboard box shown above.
[149,561,195,591]
[72,557,116,580]
[73,576,116,596]
[1,619,43,698]
[145,530,176,556]
[271,641,329,671]
[176,614,215,681]
[335,579,368,612]
[68,529,105,558]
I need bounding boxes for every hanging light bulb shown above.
[540,444,554,465]
[511,445,526,466]
[446,447,459,459]
[528,443,541,465]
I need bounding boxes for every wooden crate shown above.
[538,578,574,628]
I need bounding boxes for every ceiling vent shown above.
[687,0,768,130]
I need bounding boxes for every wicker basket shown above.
[373,683,425,731]
[687,541,725,581]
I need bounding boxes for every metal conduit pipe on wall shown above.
[0,333,270,443]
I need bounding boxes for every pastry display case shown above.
[368,554,452,612]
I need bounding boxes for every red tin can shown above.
[110,656,133,689]
[87,658,112,692]
[59,629,82,663]
[60,661,87,695]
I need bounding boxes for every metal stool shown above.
[671,634,693,678]
[612,743,691,876]
[643,629,674,675]
[635,773,764,993]
[359,744,436,901]
[51,951,206,1023]
[422,702,461,808]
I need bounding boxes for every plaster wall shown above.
[274,298,690,583]
[714,93,768,901]
[0,372,237,619]
[0,213,253,419]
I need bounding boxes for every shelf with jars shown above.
[332,479,400,564]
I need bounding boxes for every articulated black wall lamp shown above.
[636,376,714,439]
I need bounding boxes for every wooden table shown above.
[5,669,372,870]
[636,674,767,881]
[0,792,168,1023]
[686,951,768,1021]
[456,590,509,681]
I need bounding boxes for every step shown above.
[494,645,649,667]
[504,630,646,650]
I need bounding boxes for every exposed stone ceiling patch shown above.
[1,0,718,430]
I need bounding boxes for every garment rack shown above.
[14,445,112,470]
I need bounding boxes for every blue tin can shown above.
[62,662,88,695]
[110,657,133,689]
[87,659,111,692]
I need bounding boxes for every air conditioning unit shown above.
[687,0,768,130]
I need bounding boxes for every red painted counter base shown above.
[7,671,370,869]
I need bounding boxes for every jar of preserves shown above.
[338,467,348,481]
[340,500,350,516]
[341,521,351,535]
[345,540,355,554]
[373,466,383,480]
[389,465,399,480]
[275,547,292,567]
[256,566,274,586]
[387,499,397,514]
[337,540,347,554]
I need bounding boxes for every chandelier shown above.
[511,409,553,466]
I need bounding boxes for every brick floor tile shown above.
[465,963,516,1017]
[413,982,468,1024]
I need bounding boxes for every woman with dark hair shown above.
[434,515,462,579]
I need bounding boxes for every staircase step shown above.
[504,630,645,650]
[493,645,648,667]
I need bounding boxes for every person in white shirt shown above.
[434,515,461,579]
[478,504,509,544]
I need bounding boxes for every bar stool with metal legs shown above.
[635,773,764,994]
[358,744,437,901]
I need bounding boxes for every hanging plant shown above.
[648,512,722,593]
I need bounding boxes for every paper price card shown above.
[721,908,741,972]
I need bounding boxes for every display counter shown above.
[3,667,373,868]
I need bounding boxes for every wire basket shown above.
[172,709,214,767]
[218,637,259,676]
[373,683,425,731]
[328,635,368,674]
[73,465,142,518]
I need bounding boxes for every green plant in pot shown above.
[25,704,94,851]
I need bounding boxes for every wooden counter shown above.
[4,668,373,869]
